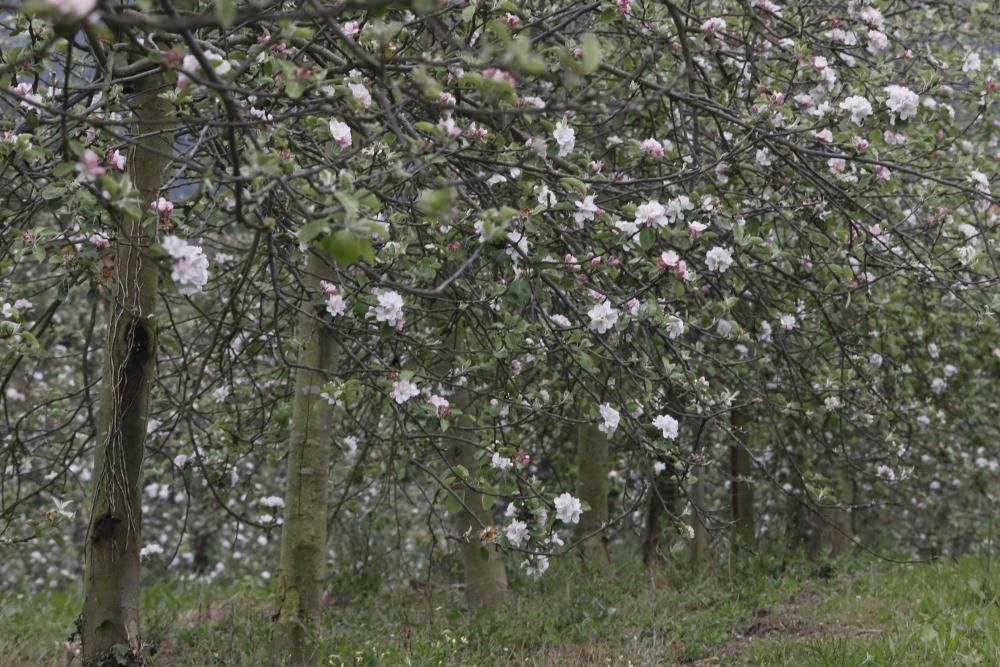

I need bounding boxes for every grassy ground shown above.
[3,551,998,666]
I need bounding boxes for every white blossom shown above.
[505,520,529,547]
[553,120,575,156]
[371,290,404,328]
[705,246,734,273]
[884,85,919,123]
[162,235,210,295]
[390,378,419,404]
[652,414,679,440]
[491,452,514,471]
[588,300,619,334]
[598,404,620,434]
[839,95,873,125]
[553,493,583,524]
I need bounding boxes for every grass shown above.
[3,550,998,666]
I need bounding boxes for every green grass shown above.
[3,552,998,666]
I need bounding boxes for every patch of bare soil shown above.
[708,605,829,660]
[687,582,882,665]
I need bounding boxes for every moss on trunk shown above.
[272,251,339,665]
[575,422,610,569]
[446,326,509,609]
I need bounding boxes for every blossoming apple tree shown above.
[0,0,997,664]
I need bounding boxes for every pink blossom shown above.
[659,250,680,269]
[483,68,517,88]
[76,150,105,182]
[517,448,531,467]
[349,82,372,108]
[89,232,111,249]
[341,21,361,38]
[700,17,725,33]
[43,0,97,18]
[177,55,200,88]
[107,148,126,171]
[438,115,461,137]
[640,138,665,157]
[428,395,450,416]
[151,197,174,213]
[329,119,352,147]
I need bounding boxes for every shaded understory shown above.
[4,552,998,666]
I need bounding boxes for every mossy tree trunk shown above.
[272,251,339,665]
[445,325,509,609]
[81,72,172,664]
[575,422,610,569]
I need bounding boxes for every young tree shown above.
[271,250,339,665]
[81,66,175,663]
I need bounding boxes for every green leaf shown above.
[418,187,455,217]
[559,177,588,194]
[445,493,462,514]
[214,0,236,27]
[319,229,362,265]
[53,162,76,178]
[639,227,655,251]
[285,77,305,100]
[358,238,375,264]
[298,219,329,244]
[581,33,602,74]
[461,3,477,24]
[334,191,359,226]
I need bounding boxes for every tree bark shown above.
[81,72,172,664]
[689,466,709,563]
[818,464,854,558]
[642,461,677,566]
[446,326,509,609]
[575,422,610,569]
[272,251,339,665]
[729,411,754,550]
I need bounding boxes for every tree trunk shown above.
[643,461,677,566]
[818,464,854,558]
[446,327,509,609]
[272,251,339,665]
[81,72,171,664]
[575,422,610,569]
[689,466,709,563]
[729,412,754,550]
